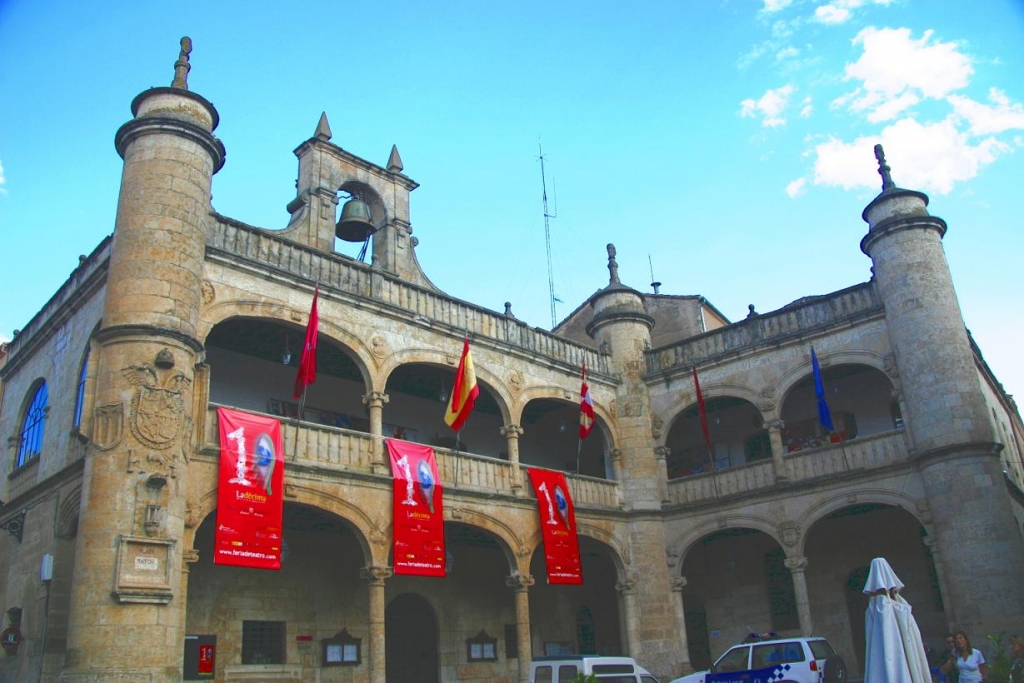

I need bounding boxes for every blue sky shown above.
[1,0,1022,399]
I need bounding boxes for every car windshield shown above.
[714,647,750,673]
[808,640,836,659]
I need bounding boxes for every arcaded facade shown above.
[2,42,1023,683]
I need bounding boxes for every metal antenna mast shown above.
[538,143,557,328]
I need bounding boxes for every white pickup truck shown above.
[531,655,662,682]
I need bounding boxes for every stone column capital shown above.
[183,549,199,565]
[654,445,671,460]
[615,578,636,595]
[765,419,785,432]
[784,556,808,572]
[362,392,390,407]
[610,448,623,463]
[671,576,688,591]
[360,565,393,585]
[500,424,523,438]
[506,573,535,591]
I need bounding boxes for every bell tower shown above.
[861,145,1024,635]
[62,38,224,682]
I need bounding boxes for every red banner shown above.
[215,407,285,569]
[527,468,583,585]
[387,439,446,577]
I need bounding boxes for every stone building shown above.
[1,40,1022,683]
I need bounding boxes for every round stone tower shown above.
[62,38,224,682]
[585,245,683,676]
[861,146,1024,635]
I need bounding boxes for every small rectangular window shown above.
[242,620,285,665]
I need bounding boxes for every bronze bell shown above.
[335,197,375,242]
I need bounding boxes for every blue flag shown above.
[811,347,834,432]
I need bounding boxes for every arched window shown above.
[74,346,91,428]
[18,381,49,467]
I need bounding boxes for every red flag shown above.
[443,338,479,431]
[579,364,595,440]
[293,287,319,399]
[692,366,713,455]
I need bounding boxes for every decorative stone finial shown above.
[387,144,404,173]
[607,244,620,284]
[874,144,895,191]
[504,302,515,318]
[315,112,333,141]
[171,37,192,89]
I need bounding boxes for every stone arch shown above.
[338,180,389,230]
[774,349,889,407]
[441,508,525,573]
[668,515,785,571]
[200,301,377,390]
[794,488,928,557]
[56,484,82,539]
[663,390,770,479]
[378,347,513,425]
[523,522,630,581]
[186,482,377,566]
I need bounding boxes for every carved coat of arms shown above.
[123,351,192,450]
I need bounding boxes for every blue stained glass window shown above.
[74,347,90,428]
[18,382,48,467]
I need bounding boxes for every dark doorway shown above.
[386,593,439,683]
[685,603,711,670]
[845,566,870,673]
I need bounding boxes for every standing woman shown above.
[941,631,987,683]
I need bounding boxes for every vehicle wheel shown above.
[823,656,847,683]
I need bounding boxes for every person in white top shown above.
[941,631,986,683]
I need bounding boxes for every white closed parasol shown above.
[862,557,931,683]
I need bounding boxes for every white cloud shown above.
[776,46,800,60]
[812,117,1010,195]
[0,160,6,195]
[740,85,796,127]
[763,0,793,13]
[841,27,973,120]
[786,178,807,198]
[799,96,814,118]
[866,92,920,122]
[948,88,1024,135]
[815,5,851,24]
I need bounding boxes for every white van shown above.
[530,655,661,682]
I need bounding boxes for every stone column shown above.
[363,392,390,474]
[506,573,535,683]
[361,565,392,683]
[500,424,524,492]
[655,446,670,502]
[922,536,954,629]
[671,577,692,672]
[609,449,624,506]
[784,556,813,635]
[765,420,789,481]
[616,577,640,657]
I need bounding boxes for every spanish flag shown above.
[444,338,479,432]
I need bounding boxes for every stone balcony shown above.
[665,428,910,506]
[200,405,622,511]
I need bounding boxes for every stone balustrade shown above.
[666,429,909,506]
[202,405,620,509]
[207,217,609,374]
[647,283,882,375]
